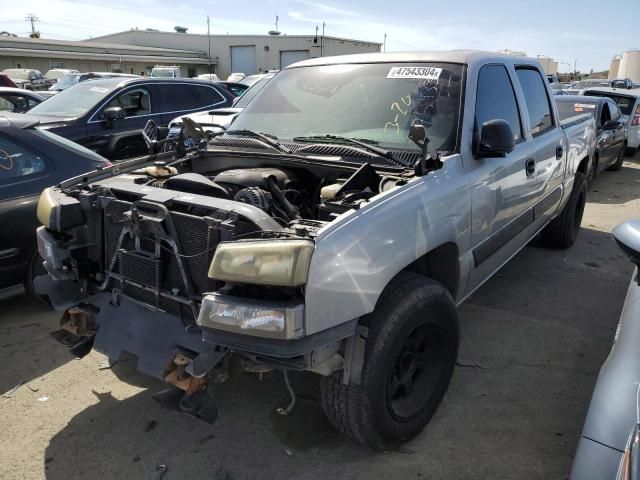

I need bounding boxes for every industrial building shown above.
[0,29,381,79]
[87,29,381,78]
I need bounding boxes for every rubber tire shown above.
[541,172,587,249]
[24,249,50,304]
[607,144,625,171]
[320,273,459,450]
[626,146,637,157]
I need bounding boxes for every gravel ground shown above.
[1,157,639,480]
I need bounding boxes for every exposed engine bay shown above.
[40,151,414,327]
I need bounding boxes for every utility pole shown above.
[383,33,387,52]
[207,15,212,76]
[25,14,40,38]
[321,22,325,57]
[573,59,577,77]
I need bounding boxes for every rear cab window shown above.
[555,100,597,121]
[515,68,554,136]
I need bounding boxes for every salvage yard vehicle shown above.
[0,115,111,297]
[0,87,44,113]
[151,66,181,78]
[584,87,640,156]
[2,77,234,160]
[570,220,640,480]
[555,95,627,180]
[2,68,51,91]
[36,51,593,449]
[49,72,139,93]
[44,68,79,84]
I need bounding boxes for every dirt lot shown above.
[1,158,639,480]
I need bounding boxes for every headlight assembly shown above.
[208,239,314,287]
[36,187,84,231]
[36,187,59,230]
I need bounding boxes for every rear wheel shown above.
[541,172,587,249]
[320,273,459,449]
[608,144,626,171]
[24,249,49,304]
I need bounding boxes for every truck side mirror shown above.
[612,220,640,282]
[603,120,620,130]
[102,106,126,128]
[475,119,515,158]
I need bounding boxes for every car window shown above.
[609,102,621,121]
[104,88,151,118]
[601,103,611,125]
[584,92,635,115]
[0,94,37,113]
[160,84,224,112]
[0,133,48,184]
[555,101,597,121]
[475,64,523,141]
[515,68,554,136]
[0,96,14,111]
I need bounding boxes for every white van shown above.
[150,66,181,78]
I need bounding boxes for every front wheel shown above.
[320,273,459,449]
[607,144,626,171]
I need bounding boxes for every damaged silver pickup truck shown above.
[35,51,593,449]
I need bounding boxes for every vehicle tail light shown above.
[632,114,640,126]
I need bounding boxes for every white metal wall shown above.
[619,50,640,82]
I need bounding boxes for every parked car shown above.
[151,66,181,78]
[2,77,235,160]
[49,72,140,92]
[2,69,51,90]
[584,87,640,156]
[44,69,79,84]
[239,72,278,87]
[565,79,610,95]
[0,74,19,89]
[197,73,220,82]
[556,95,627,179]
[0,115,111,296]
[570,219,640,480]
[166,72,277,138]
[0,87,44,113]
[610,78,635,90]
[226,72,246,82]
[217,81,249,97]
[35,51,592,449]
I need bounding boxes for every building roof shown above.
[87,29,382,46]
[0,35,211,64]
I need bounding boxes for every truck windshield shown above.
[231,62,464,153]
[28,81,116,117]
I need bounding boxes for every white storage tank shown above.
[619,50,640,81]
[609,55,621,79]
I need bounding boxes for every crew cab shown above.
[35,51,592,449]
[2,77,234,160]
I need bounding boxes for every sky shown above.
[2,0,639,73]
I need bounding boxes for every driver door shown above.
[85,85,156,159]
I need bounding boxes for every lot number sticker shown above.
[387,66,442,80]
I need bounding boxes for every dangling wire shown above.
[276,370,296,416]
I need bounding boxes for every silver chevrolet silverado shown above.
[35,51,594,449]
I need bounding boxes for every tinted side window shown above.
[105,88,151,117]
[476,65,522,141]
[0,133,48,185]
[160,84,224,112]
[609,102,621,121]
[515,68,554,136]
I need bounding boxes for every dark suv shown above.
[3,78,235,160]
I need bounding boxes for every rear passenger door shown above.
[607,100,626,155]
[514,67,564,214]
[157,83,228,125]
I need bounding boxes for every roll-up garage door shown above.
[280,50,310,69]
[230,46,257,75]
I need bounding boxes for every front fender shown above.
[304,156,471,335]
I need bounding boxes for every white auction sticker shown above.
[387,66,442,80]
[574,103,596,109]
[89,87,109,93]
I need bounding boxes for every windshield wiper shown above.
[225,129,292,154]
[292,135,406,166]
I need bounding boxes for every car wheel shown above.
[320,272,459,450]
[608,144,625,171]
[541,172,587,249]
[24,249,50,304]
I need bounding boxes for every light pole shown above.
[207,15,212,76]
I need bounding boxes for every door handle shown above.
[555,145,563,160]
[525,158,536,177]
